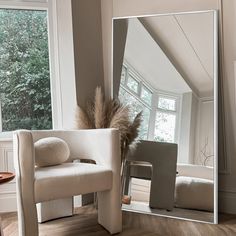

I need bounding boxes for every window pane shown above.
[119,87,150,140]
[154,112,176,143]
[0,9,52,131]
[158,97,176,111]
[120,66,127,85]
[140,108,150,140]
[127,75,139,93]
[141,86,152,105]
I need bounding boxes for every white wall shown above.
[101,0,113,98]
[194,98,214,166]
[190,93,198,165]
[178,92,194,164]
[178,92,214,167]
[72,0,104,108]
[113,19,128,98]
[0,140,16,213]
[101,0,236,214]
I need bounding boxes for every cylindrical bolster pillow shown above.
[35,137,70,167]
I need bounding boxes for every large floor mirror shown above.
[112,10,218,223]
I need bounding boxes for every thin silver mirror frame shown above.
[213,9,218,225]
[111,10,218,224]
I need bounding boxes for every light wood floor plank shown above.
[1,206,236,236]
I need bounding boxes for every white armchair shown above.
[13,129,122,236]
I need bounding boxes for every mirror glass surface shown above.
[113,11,217,223]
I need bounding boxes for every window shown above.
[119,62,180,143]
[120,66,127,85]
[0,8,52,131]
[127,74,139,94]
[118,64,152,140]
[154,96,178,143]
[154,112,176,142]
[141,85,152,106]
[158,97,176,111]
[119,87,150,140]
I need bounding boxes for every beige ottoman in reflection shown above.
[175,164,214,212]
[175,176,213,211]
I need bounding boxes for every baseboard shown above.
[219,191,236,214]
[0,194,82,213]
[0,193,17,213]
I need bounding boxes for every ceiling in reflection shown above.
[124,12,214,97]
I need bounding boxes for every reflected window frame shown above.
[120,65,128,85]
[127,73,140,94]
[141,84,153,106]
[154,93,181,143]
[121,61,153,107]
[118,60,183,143]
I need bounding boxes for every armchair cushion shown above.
[34,162,112,203]
[35,137,70,167]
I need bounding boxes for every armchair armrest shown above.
[13,130,35,181]
[13,130,38,236]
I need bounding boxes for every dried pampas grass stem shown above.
[94,87,105,128]
[74,106,93,129]
[74,86,142,161]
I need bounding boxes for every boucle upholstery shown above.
[34,137,70,167]
[175,164,214,211]
[13,129,122,236]
[175,176,213,211]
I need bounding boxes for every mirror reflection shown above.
[113,11,216,223]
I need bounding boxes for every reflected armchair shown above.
[13,129,122,236]
[124,140,177,211]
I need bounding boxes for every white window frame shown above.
[121,60,153,107]
[155,92,181,143]
[0,0,63,133]
[140,84,153,106]
[119,60,181,143]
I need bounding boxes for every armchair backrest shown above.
[30,129,118,163]
[31,130,86,162]
[15,129,120,166]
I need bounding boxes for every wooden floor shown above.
[128,178,214,222]
[1,206,236,236]
[123,202,214,223]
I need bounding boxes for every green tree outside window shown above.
[0,9,52,131]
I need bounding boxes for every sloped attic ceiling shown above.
[124,18,191,94]
[140,11,214,98]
